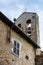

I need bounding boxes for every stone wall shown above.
[36,52,43,65]
[0,20,35,65]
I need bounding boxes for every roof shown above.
[17,12,38,20]
[0,11,40,48]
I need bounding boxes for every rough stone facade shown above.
[36,52,43,65]
[0,20,36,65]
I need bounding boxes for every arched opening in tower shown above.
[26,19,31,37]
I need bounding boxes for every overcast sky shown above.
[0,0,43,50]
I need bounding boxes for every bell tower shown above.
[15,12,40,46]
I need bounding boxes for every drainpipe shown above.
[35,48,37,65]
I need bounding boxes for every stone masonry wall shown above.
[0,20,35,65]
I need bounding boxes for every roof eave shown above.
[0,11,40,48]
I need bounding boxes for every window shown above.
[13,40,20,57]
[25,55,29,60]
[26,19,31,25]
[26,19,31,37]
[18,23,21,28]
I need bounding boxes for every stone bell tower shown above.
[15,12,40,46]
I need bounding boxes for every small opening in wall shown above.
[27,31,31,34]
[18,23,21,28]
[25,55,29,60]
[27,27,31,30]
[12,59,14,61]
[26,19,31,36]
[26,19,31,25]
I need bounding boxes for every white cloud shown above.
[0,0,10,5]
[17,4,24,10]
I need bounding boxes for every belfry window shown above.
[26,19,31,36]
[18,23,21,28]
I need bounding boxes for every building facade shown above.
[0,12,40,65]
[36,51,43,65]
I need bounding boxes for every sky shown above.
[0,0,43,50]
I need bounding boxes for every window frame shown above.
[13,40,20,56]
[11,38,21,58]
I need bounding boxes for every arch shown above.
[26,19,31,25]
[18,23,21,28]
